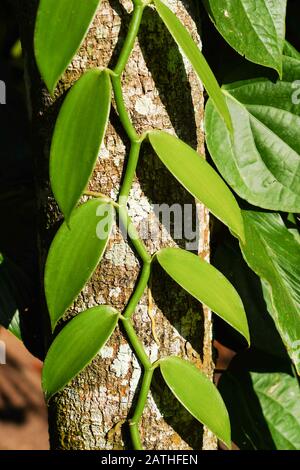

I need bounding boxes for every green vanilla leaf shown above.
[45,199,114,330]
[149,131,244,242]
[153,0,232,132]
[205,59,300,212]
[240,210,300,374]
[34,0,101,94]
[50,69,111,221]
[42,305,119,400]
[160,357,231,448]
[156,248,250,344]
[205,0,287,76]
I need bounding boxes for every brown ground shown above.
[0,328,49,450]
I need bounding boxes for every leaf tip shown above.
[50,317,58,333]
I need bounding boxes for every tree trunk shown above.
[16,0,216,450]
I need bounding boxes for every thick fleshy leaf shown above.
[205,59,300,212]
[149,131,244,242]
[240,210,300,374]
[34,0,101,93]
[42,305,119,400]
[205,0,286,75]
[50,69,111,220]
[45,199,114,330]
[160,357,231,448]
[219,352,300,450]
[156,247,249,343]
[153,0,232,132]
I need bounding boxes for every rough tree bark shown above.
[16,0,216,450]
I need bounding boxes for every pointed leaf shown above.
[156,247,249,343]
[42,305,119,400]
[160,357,231,448]
[205,59,300,212]
[149,131,244,242]
[50,69,111,220]
[205,0,287,76]
[240,210,300,374]
[153,0,232,132]
[34,0,101,93]
[45,199,114,330]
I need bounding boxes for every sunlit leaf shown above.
[45,199,114,330]
[34,0,101,93]
[50,69,111,220]
[149,131,244,242]
[42,305,119,400]
[205,58,300,212]
[156,247,250,343]
[160,356,231,448]
[205,0,287,76]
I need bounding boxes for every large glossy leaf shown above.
[240,210,300,374]
[205,0,287,76]
[149,131,244,242]
[160,357,231,448]
[153,0,232,132]
[34,0,101,93]
[45,199,114,330]
[50,69,111,220]
[156,247,249,343]
[42,305,119,400]
[205,58,300,212]
[219,352,300,450]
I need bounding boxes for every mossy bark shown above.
[16,0,216,450]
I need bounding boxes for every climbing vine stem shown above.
[128,368,154,450]
[109,1,155,450]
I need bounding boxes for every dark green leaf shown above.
[156,247,249,343]
[205,0,286,75]
[34,0,101,93]
[45,199,114,330]
[153,0,232,132]
[50,69,111,220]
[149,131,244,242]
[42,305,119,400]
[283,41,300,61]
[205,61,300,212]
[219,351,300,450]
[213,239,287,358]
[160,356,231,448]
[241,210,300,374]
